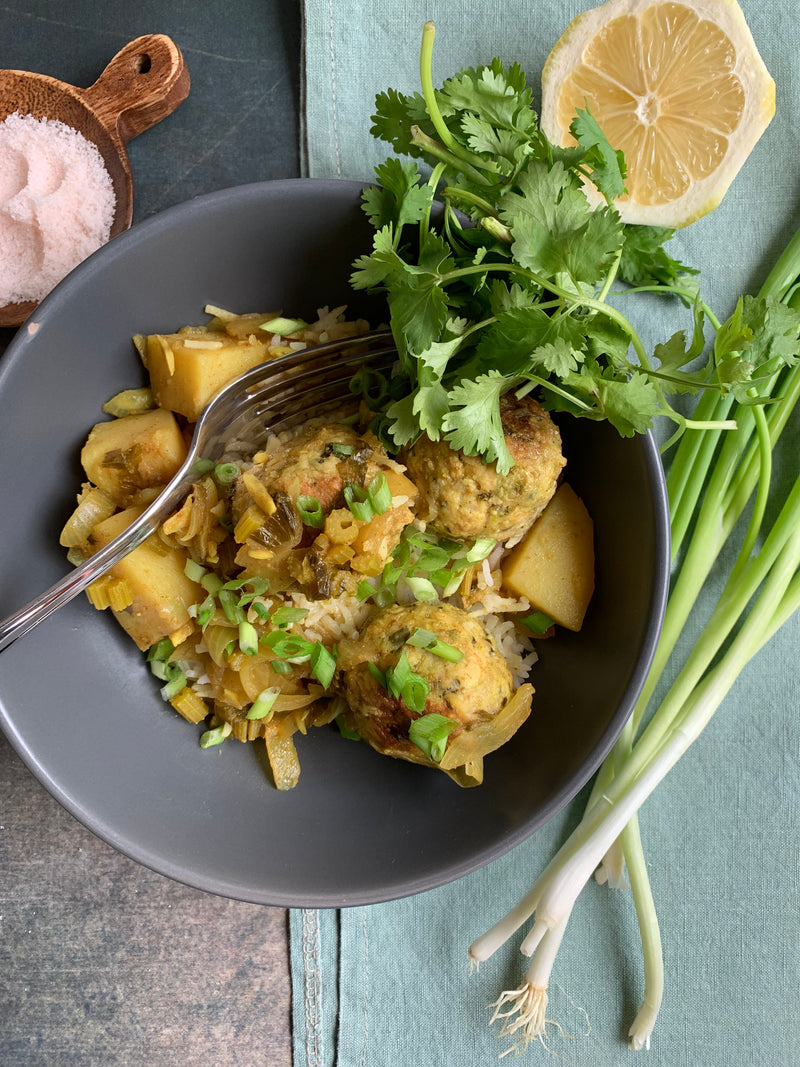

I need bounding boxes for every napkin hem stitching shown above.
[301,908,324,1067]
[326,0,342,176]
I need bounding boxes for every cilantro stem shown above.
[410,125,492,187]
[440,185,498,217]
[418,22,498,179]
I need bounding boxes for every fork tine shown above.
[195,332,398,457]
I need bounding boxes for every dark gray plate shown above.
[0,179,670,907]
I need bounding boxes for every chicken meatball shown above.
[232,422,375,519]
[337,601,514,769]
[401,393,565,543]
[230,421,417,596]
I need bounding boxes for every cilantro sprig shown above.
[351,22,799,470]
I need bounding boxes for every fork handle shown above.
[0,513,158,654]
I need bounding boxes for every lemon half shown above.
[540,0,775,227]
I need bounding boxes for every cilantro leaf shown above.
[352,29,724,465]
[499,160,624,285]
[474,305,586,377]
[350,225,405,289]
[561,365,661,435]
[371,88,430,156]
[388,274,449,354]
[714,294,800,399]
[569,106,627,203]
[619,225,699,287]
[441,371,514,473]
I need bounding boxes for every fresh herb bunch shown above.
[351,22,799,471]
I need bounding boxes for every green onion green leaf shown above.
[199,722,232,748]
[408,713,457,762]
[522,610,555,635]
[297,495,325,528]
[344,483,374,522]
[246,686,280,720]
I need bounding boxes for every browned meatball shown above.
[401,393,565,543]
[233,422,374,519]
[337,601,514,768]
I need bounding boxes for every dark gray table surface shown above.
[0,4,302,1063]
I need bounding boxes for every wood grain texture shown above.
[0,732,292,1067]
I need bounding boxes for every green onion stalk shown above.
[468,221,800,1054]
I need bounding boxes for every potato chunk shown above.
[87,507,203,650]
[80,409,187,506]
[501,482,594,632]
[143,332,275,421]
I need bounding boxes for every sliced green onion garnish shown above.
[297,495,325,528]
[386,652,429,713]
[261,631,315,662]
[404,675,429,714]
[522,610,555,635]
[195,594,216,629]
[440,571,466,598]
[391,541,410,567]
[238,620,259,656]
[415,546,452,572]
[330,442,355,458]
[270,659,293,675]
[222,576,249,591]
[406,627,465,663]
[463,537,496,563]
[367,472,392,515]
[356,580,376,602]
[349,363,388,405]
[160,666,187,701]
[336,716,361,741]
[184,558,207,584]
[270,605,309,629]
[428,567,453,588]
[403,527,438,550]
[238,578,271,606]
[374,586,396,608]
[408,713,457,762]
[199,722,232,748]
[192,458,217,476]
[367,662,387,688]
[219,588,245,625]
[201,572,224,595]
[250,600,271,621]
[344,483,374,522]
[386,650,412,698]
[310,643,337,689]
[149,659,169,681]
[147,637,174,663]
[402,575,438,603]
[259,316,308,336]
[213,462,240,485]
[381,560,404,589]
[246,686,281,720]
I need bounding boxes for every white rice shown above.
[286,590,373,644]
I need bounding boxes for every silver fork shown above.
[0,330,397,653]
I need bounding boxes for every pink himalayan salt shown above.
[0,112,116,305]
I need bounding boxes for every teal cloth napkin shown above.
[296,2,800,1063]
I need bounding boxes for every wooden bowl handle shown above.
[80,34,190,145]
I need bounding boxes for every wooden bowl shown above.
[0,34,190,327]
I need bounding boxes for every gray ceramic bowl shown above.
[0,179,670,907]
